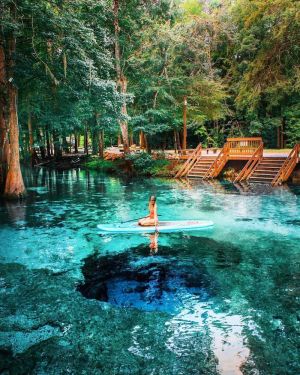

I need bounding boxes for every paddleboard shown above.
[97,220,214,233]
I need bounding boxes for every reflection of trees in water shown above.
[5,200,26,224]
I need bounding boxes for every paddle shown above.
[121,215,161,224]
[120,216,144,224]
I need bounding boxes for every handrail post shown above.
[234,142,263,183]
[175,143,202,178]
[272,143,300,186]
[204,142,229,179]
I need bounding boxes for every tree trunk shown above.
[50,134,54,156]
[92,114,99,155]
[4,28,26,199]
[0,38,9,192]
[4,84,26,199]
[46,128,51,157]
[53,131,62,159]
[74,133,78,153]
[281,118,285,149]
[144,133,149,153]
[117,134,122,146]
[62,137,69,153]
[27,111,37,166]
[174,130,182,154]
[182,96,187,154]
[140,131,147,149]
[69,134,72,153]
[98,130,104,158]
[39,129,46,159]
[92,130,98,155]
[84,125,89,155]
[114,0,129,153]
[277,121,285,149]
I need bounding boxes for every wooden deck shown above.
[174,138,300,185]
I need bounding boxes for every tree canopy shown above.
[1,0,299,196]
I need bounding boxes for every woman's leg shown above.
[139,218,156,226]
[138,217,148,226]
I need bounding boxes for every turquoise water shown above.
[0,168,299,375]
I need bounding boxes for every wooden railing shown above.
[204,143,229,178]
[164,149,195,160]
[272,143,300,186]
[234,142,264,183]
[227,137,263,156]
[204,137,263,179]
[175,143,202,178]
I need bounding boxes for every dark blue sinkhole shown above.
[77,239,241,313]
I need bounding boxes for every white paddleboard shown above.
[97,220,214,233]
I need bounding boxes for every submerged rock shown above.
[0,261,217,374]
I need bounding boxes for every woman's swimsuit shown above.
[149,205,155,219]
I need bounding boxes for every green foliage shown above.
[284,104,300,146]
[1,0,299,157]
[83,158,118,173]
[125,152,174,176]
[125,152,154,174]
[1,0,123,158]
[180,0,203,17]
[149,159,174,177]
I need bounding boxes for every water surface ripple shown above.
[0,168,299,375]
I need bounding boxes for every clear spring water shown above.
[0,168,299,375]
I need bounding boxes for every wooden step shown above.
[255,166,282,170]
[189,169,208,173]
[188,174,206,178]
[193,165,211,169]
[192,168,210,173]
[252,172,277,177]
[253,168,278,173]
[258,162,285,166]
[193,165,210,171]
[249,176,274,182]
[261,159,286,162]
[249,180,274,184]
[188,171,207,175]
[262,157,287,160]
[197,159,214,164]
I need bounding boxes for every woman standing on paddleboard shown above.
[138,196,158,226]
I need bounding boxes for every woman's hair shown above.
[149,195,156,203]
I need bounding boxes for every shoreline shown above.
[29,157,300,187]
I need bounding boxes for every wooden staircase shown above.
[175,139,299,186]
[175,143,202,178]
[205,137,263,179]
[272,143,300,186]
[187,156,217,178]
[248,157,287,184]
[234,142,264,183]
[205,143,229,179]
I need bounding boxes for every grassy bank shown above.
[82,153,180,177]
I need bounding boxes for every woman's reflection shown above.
[149,231,159,254]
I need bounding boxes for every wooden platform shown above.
[175,138,300,186]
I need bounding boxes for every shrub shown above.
[125,152,155,174]
[223,167,237,181]
[149,159,173,177]
[84,158,117,172]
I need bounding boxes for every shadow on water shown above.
[77,236,242,314]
